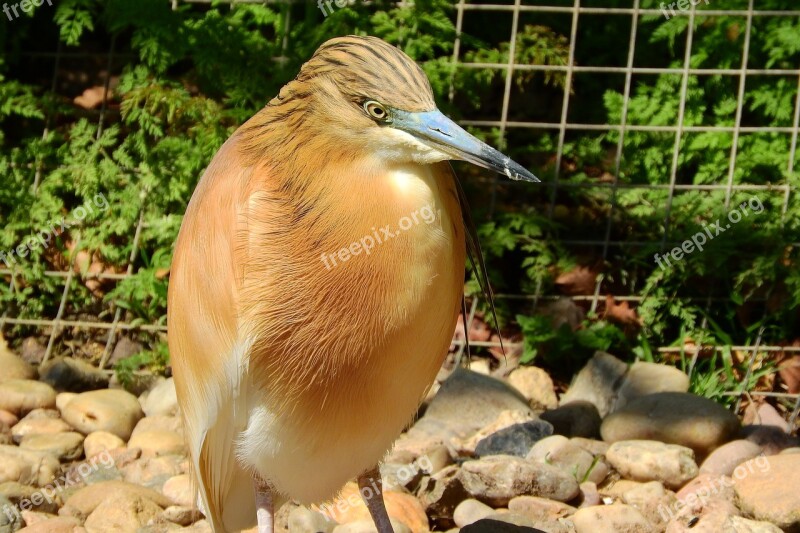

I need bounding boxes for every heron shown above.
[167,35,538,533]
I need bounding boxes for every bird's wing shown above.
[168,136,260,532]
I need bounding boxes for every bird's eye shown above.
[364,101,391,122]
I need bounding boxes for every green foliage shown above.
[114,341,171,390]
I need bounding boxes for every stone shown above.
[507,367,558,411]
[606,440,698,489]
[0,445,60,486]
[401,369,532,454]
[139,378,178,418]
[614,362,689,411]
[743,402,790,431]
[60,480,172,519]
[527,435,608,485]
[469,359,491,375]
[454,410,537,456]
[461,519,547,533]
[453,498,494,528]
[83,431,125,458]
[482,511,560,531]
[733,454,800,531]
[727,516,783,532]
[60,389,143,440]
[0,412,17,430]
[0,381,56,417]
[54,394,76,414]
[287,505,335,533]
[19,432,84,461]
[0,344,35,383]
[620,480,676,531]
[18,338,46,366]
[122,455,183,490]
[331,519,411,533]
[572,504,651,533]
[10,417,71,444]
[162,474,193,507]
[507,495,576,522]
[15,515,82,533]
[37,357,108,393]
[699,439,762,476]
[459,455,580,506]
[578,481,600,508]
[0,481,60,514]
[601,393,740,457]
[83,491,163,532]
[0,494,23,533]
[559,351,627,417]
[569,437,608,457]
[127,415,185,457]
[416,465,469,529]
[474,420,553,458]
[541,401,601,439]
[161,505,202,526]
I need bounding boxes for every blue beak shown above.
[391,109,539,183]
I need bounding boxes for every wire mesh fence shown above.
[0,0,798,430]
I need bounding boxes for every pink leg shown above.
[357,467,395,533]
[254,476,274,533]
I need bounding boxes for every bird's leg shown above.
[253,475,274,533]
[357,466,395,533]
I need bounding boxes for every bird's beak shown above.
[391,109,539,183]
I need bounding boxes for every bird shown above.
[167,35,538,533]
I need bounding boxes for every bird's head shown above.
[254,35,538,183]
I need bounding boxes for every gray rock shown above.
[541,401,601,439]
[560,351,627,417]
[620,480,676,532]
[0,445,60,486]
[606,440,698,489]
[405,369,533,450]
[38,357,109,392]
[508,495,576,522]
[459,455,580,506]
[474,420,553,458]
[601,392,740,457]
[614,362,689,411]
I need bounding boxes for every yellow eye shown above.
[364,101,390,122]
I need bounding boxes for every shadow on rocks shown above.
[461,519,547,532]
